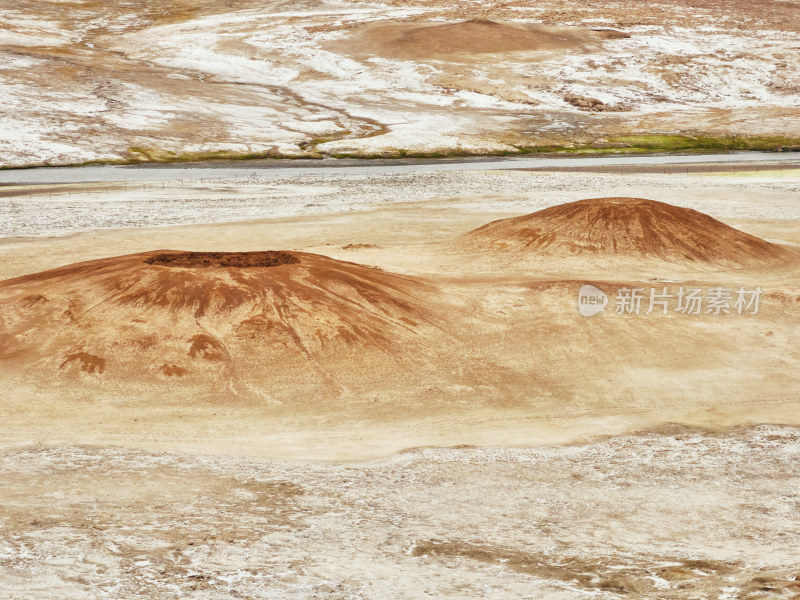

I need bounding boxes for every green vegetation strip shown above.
[1,135,799,170]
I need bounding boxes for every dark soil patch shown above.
[145,251,300,269]
[60,352,106,375]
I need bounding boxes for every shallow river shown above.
[1,152,799,185]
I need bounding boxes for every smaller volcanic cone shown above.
[462,197,792,267]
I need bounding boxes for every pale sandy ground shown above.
[2,169,799,275]
[0,170,799,598]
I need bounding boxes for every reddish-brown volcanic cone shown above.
[0,251,449,400]
[462,197,791,266]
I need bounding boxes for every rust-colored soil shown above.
[462,197,792,266]
[59,352,107,375]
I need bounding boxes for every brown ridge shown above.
[330,19,592,60]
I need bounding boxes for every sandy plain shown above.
[0,167,799,598]
[1,168,799,460]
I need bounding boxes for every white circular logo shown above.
[578,284,608,317]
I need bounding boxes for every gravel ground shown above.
[1,171,799,238]
[1,426,798,599]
